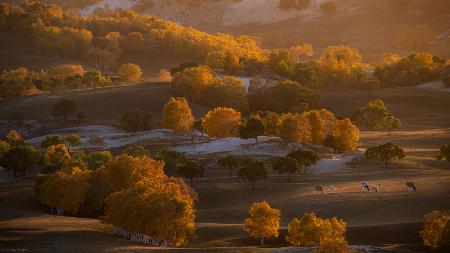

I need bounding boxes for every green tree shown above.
[41,135,65,149]
[240,116,265,143]
[287,148,320,174]
[85,151,113,170]
[123,145,149,158]
[177,159,204,187]
[52,98,76,122]
[0,145,39,177]
[64,134,81,151]
[238,159,267,190]
[366,143,405,168]
[155,148,187,176]
[272,156,300,181]
[218,154,240,177]
[382,115,401,135]
[244,201,281,246]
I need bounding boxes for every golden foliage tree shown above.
[44,144,71,170]
[162,97,194,132]
[103,177,197,247]
[277,113,311,144]
[36,167,90,215]
[203,107,241,138]
[286,212,347,249]
[171,66,214,101]
[119,63,143,83]
[420,210,450,251]
[333,118,360,152]
[307,109,336,145]
[244,201,281,246]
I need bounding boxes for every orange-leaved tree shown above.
[203,107,241,138]
[244,201,281,246]
[162,97,194,132]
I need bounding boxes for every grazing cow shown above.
[315,185,325,195]
[328,185,337,192]
[406,182,417,191]
[361,182,370,192]
[370,184,379,193]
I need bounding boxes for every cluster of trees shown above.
[171,66,249,112]
[352,99,401,133]
[265,46,375,91]
[32,140,197,246]
[420,210,450,252]
[244,201,349,252]
[1,1,265,72]
[0,65,112,98]
[160,97,360,152]
[374,53,448,88]
[365,143,405,168]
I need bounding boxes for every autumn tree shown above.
[203,107,241,138]
[36,167,90,215]
[307,109,336,145]
[420,210,450,252]
[171,66,214,100]
[119,63,143,83]
[272,156,300,181]
[287,148,320,174]
[238,159,267,190]
[277,113,311,144]
[333,118,360,152]
[123,145,149,158]
[239,116,265,143]
[44,144,71,171]
[119,108,151,132]
[177,159,204,187]
[103,178,196,247]
[199,76,249,112]
[218,154,240,177]
[162,97,194,132]
[52,98,76,122]
[244,201,281,246]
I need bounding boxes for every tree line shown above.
[0,63,143,98]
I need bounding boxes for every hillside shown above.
[76,0,450,60]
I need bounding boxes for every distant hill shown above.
[77,0,450,60]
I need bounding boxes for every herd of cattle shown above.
[314,181,417,195]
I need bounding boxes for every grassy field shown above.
[0,85,449,252]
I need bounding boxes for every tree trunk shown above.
[388,128,391,135]
[304,165,308,174]
[190,178,193,187]
[287,173,290,182]
[260,237,264,247]
[255,136,258,143]
[229,168,233,177]
[385,160,389,168]
[252,181,256,190]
